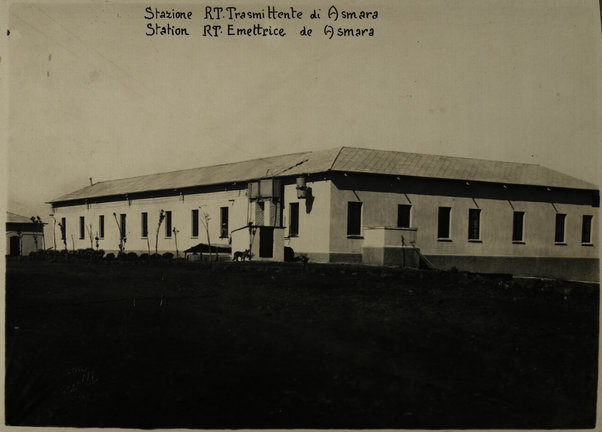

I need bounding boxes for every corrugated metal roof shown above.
[50,146,597,203]
[50,147,340,203]
[331,147,597,190]
[7,212,35,223]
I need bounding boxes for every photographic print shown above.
[3,0,600,429]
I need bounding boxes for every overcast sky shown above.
[6,0,601,219]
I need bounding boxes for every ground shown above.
[5,258,599,428]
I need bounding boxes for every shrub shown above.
[126,252,138,261]
[105,253,116,261]
[139,253,149,260]
[162,252,174,260]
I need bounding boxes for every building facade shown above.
[48,147,599,281]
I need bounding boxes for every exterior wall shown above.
[329,173,599,280]
[282,177,332,262]
[51,187,249,255]
[48,171,599,281]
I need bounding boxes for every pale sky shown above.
[5,0,601,219]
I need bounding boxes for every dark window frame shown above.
[191,209,199,238]
[555,213,566,244]
[61,217,66,241]
[468,208,481,241]
[582,215,593,244]
[165,211,172,237]
[397,204,411,228]
[141,212,148,238]
[512,211,525,242]
[347,201,363,237]
[289,202,299,237]
[99,215,104,239]
[79,216,85,240]
[437,207,452,240]
[120,214,127,239]
[220,207,229,238]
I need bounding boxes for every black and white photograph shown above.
[3,0,601,429]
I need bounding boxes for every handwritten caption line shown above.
[144,5,379,39]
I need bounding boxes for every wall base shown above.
[425,255,600,282]
[362,246,420,268]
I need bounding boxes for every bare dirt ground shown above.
[5,258,599,428]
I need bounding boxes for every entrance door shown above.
[259,227,273,258]
[10,236,20,256]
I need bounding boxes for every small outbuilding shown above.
[6,212,45,256]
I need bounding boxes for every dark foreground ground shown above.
[5,259,599,428]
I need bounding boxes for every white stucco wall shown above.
[282,178,332,260]
[51,187,249,255]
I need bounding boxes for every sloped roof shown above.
[49,146,597,203]
[331,147,597,190]
[6,212,35,223]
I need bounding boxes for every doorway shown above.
[259,227,273,258]
[10,236,20,256]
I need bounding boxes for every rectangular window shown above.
[191,209,199,237]
[61,217,66,240]
[141,212,148,238]
[99,215,104,239]
[347,202,363,236]
[555,213,566,243]
[120,214,127,238]
[437,207,451,239]
[220,207,229,238]
[165,211,172,237]
[468,209,481,240]
[397,204,411,228]
[79,216,85,239]
[582,215,593,244]
[512,211,524,242]
[289,202,299,236]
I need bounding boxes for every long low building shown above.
[48,147,599,281]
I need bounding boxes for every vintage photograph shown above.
[4,0,600,429]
